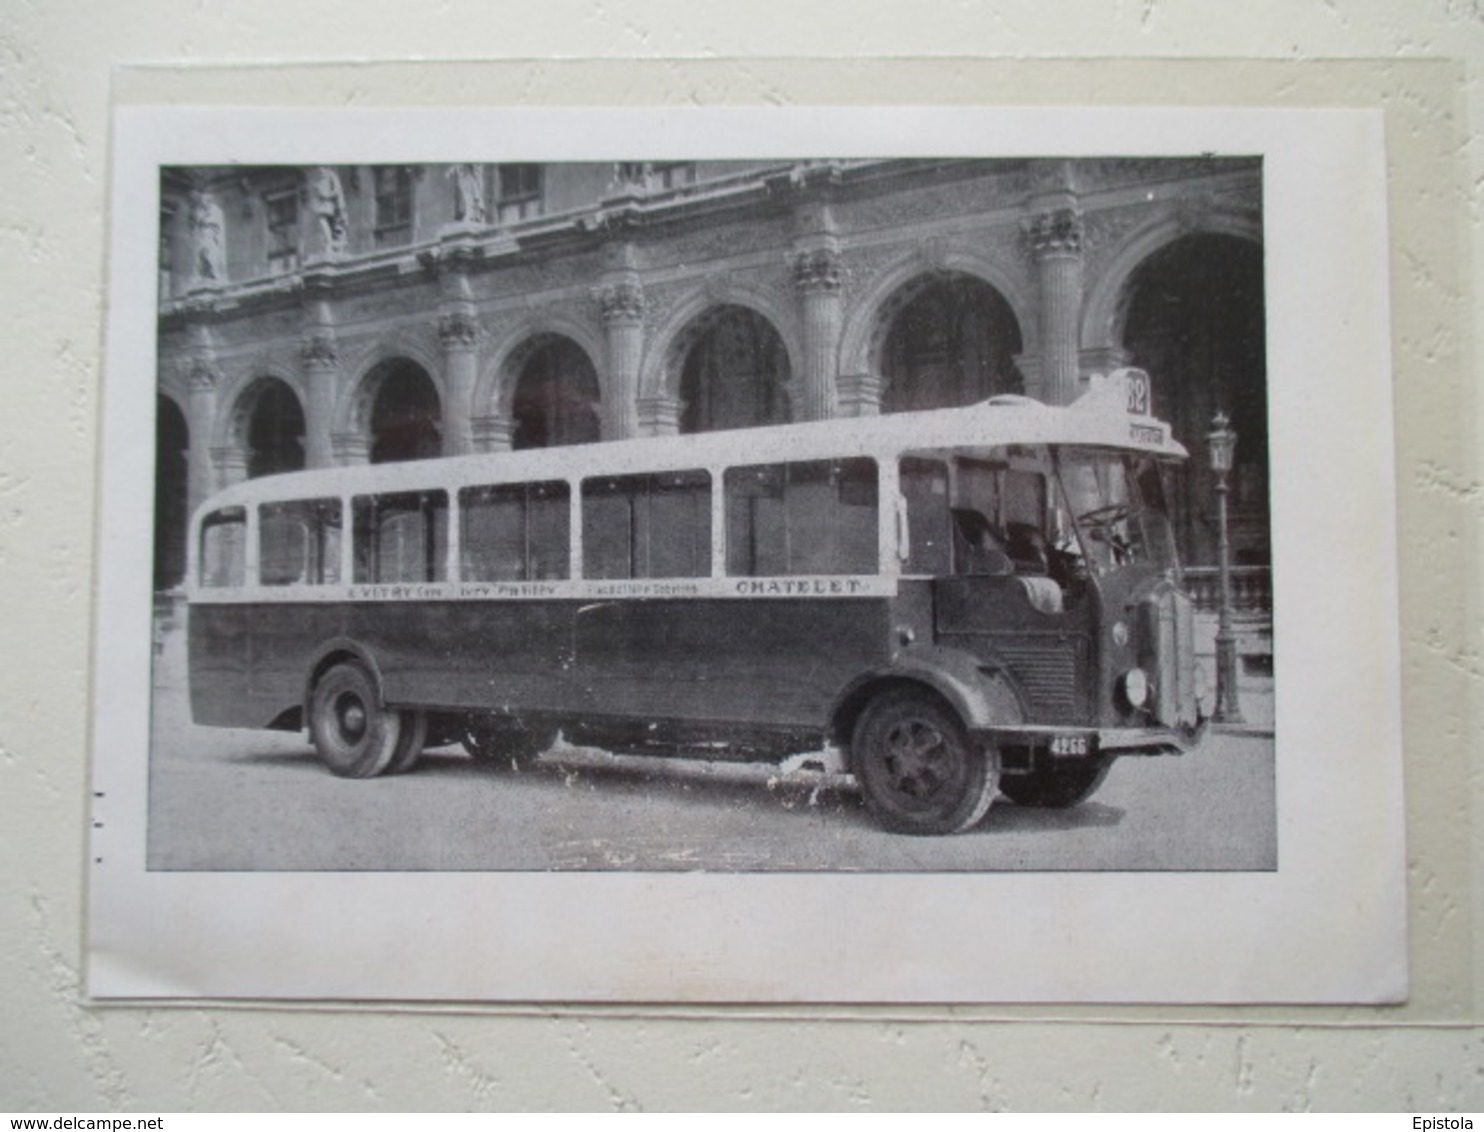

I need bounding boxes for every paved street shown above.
[146,674,1276,873]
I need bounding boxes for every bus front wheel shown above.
[851,689,998,835]
[999,754,1114,808]
[309,662,403,779]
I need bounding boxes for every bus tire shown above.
[460,715,553,772]
[999,754,1114,808]
[851,688,997,835]
[385,709,429,775]
[309,662,403,779]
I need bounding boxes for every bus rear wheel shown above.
[851,689,997,835]
[460,715,554,771]
[385,710,429,775]
[309,662,403,779]
[999,754,1114,808]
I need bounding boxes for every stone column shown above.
[1012,353,1042,400]
[471,414,515,453]
[792,246,843,421]
[438,310,479,456]
[596,279,645,440]
[836,373,884,418]
[637,395,682,437]
[185,358,220,513]
[331,432,370,466]
[212,444,248,491]
[298,272,340,469]
[431,241,482,458]
[1025,207,1085,407]
[299,330,339,469]
[1079,345,1130,379]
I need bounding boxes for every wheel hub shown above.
[883,720,949,799]
[336,695,367,741]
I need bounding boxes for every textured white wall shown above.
[2,0,1481,1111]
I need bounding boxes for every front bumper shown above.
[1097,717,1208,754]
[978,716,1208,759]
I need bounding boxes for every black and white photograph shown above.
[147,153,1274,872]
[89,105,1403,1003]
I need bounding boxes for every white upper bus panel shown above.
[189,368,1182,521]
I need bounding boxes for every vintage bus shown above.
[184,368,1203,835]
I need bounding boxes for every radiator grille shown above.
[995,636,1084,719]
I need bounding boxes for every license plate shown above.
[1049,735,1090,757]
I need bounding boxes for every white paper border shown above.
[89,105,1405,1004]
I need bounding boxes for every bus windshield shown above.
[1055,448,1179,578]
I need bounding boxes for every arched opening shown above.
[242,378,306,479]
[366,358,442,464]
[1122,233,1268,567]
[154,396,189,590]
[511,336,602,450]
[678,305,791,434]
[878,272,1023,413]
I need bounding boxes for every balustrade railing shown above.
[1182,565,1272,617]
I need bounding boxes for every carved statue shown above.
[189,190,226,284]
[447,164,487,225]
[308,166,348,257]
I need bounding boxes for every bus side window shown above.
[527,482,571,580]
[353,491,448,584]
[725,458,879,577]
[581,471,710,580]
[724,464,786,576]
[259,499,342,586]
[199,507,246,588]
[460,481,571,582]
[646,471,711,578]
[899,457,952,576]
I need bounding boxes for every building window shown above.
[651,162,695,190]
[264,188,300,274]
[611,162,695,194]
[495,164,543,223]
[373,166,414,248]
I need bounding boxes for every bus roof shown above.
[193,368,1185,517]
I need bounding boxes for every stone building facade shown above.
[155,157,1270,640]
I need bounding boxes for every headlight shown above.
[1121,667,1150,709]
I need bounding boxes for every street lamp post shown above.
[1207,412,1244,725]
